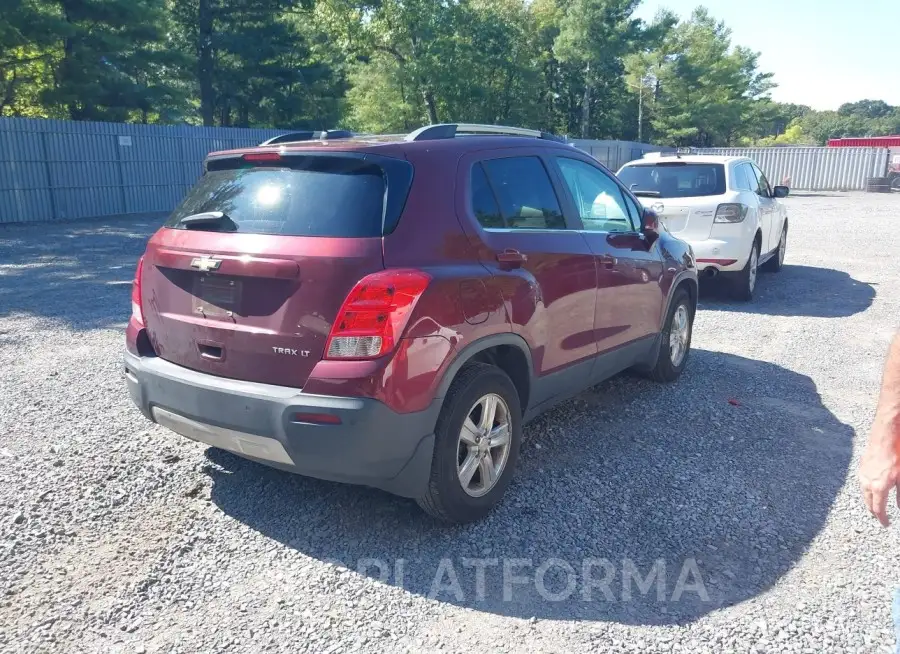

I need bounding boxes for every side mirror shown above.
[773,185,790,198]
[641,208,660,245]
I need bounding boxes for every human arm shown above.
[860,332,900,526]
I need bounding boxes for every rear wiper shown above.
[632,190,662,198]
[178,211,236,231]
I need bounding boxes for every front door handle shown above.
[599,254,617,269]
[496,249,527,268]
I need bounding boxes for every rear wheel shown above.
[639,288,693,383]
[762,224,787,272]
[730,240,759,301]
[417,363,522,523]
[891,175,900,191]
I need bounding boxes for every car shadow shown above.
[782,192,850,198]
[0,214,163,330]
[699,264,875,317]
[205,349,852,626]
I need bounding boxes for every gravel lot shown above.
[1,192,898,653]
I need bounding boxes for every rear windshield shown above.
[618,163,726,198]
[166,157,391,237]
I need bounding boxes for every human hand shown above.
[860,417,900,526]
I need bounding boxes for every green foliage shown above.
[793,103,900,144]
[1,0,898,145]
[638,7,775,147]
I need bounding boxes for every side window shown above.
[750,163,771,197]
[556,157,633,232]
[481,157,565,230]
[470,163,504,228]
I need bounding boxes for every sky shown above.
[634,0,899,110]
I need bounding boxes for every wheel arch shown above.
[435,333,534,412]
[661,271,698,328]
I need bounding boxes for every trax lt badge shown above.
[190,256,222,272]
[273,347,310,358]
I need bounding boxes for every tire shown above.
[640,288,693,383]
[867,177,891,193]
[416,363,522,523]
[730,239,760,301]
[891,175,900,191]
[762,224,787,272]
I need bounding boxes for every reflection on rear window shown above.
[618,163,726,198]
[166,159,386,237]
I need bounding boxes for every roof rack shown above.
[258,129,356,146]
[643,147,698,159]
[406,123,565,143]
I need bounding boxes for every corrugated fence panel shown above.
[0,117,283,223]
[10,118,888,222]
[568,139,673,170]
[696,147,890,191]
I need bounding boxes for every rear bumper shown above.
[124,352,438,498]
[686,238,749,273]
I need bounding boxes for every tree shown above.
[645,7,773,147]
[36,0,189,122]
[169,0,342,128]
[554,0,643,138]
[0,0,68,116]
[838,99,893,120]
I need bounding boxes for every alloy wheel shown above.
[669,304,691,367]
[457,393,512,498]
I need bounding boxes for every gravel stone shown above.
[0,194,898,653]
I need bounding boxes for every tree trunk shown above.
[580,62,591,138]
[198,0,215,126]
[422,88,438,124]
[220,97,230,126]
[60,0,82,120]
[0,69,18,115]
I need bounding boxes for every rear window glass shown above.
[618,163,726,198]
[166,158,387,237]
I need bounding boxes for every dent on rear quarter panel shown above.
[303,147,511,413]
[374,147,512,408]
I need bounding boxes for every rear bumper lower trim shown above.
[124,351,439,497]
[152,407,295,465]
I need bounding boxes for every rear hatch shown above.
[618,161,726,240]
[141,150,413,388]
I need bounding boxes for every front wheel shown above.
[417,363,522,523]
[639,288,693,383]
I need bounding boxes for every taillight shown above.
[325,270,431,360]
[131,256,144,326]
[714,203,748,223]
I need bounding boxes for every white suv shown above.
[618,153,789,301]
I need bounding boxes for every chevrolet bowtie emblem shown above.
[190,256,222,272]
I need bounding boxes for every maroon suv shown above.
[125,123,698,523]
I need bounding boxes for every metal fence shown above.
[0,117,675,224]
[697,147,890,191]
[567,138,673,171]
[0,118,284,224]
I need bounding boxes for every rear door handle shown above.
[496,249,527,268]
[599,254,617,269]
